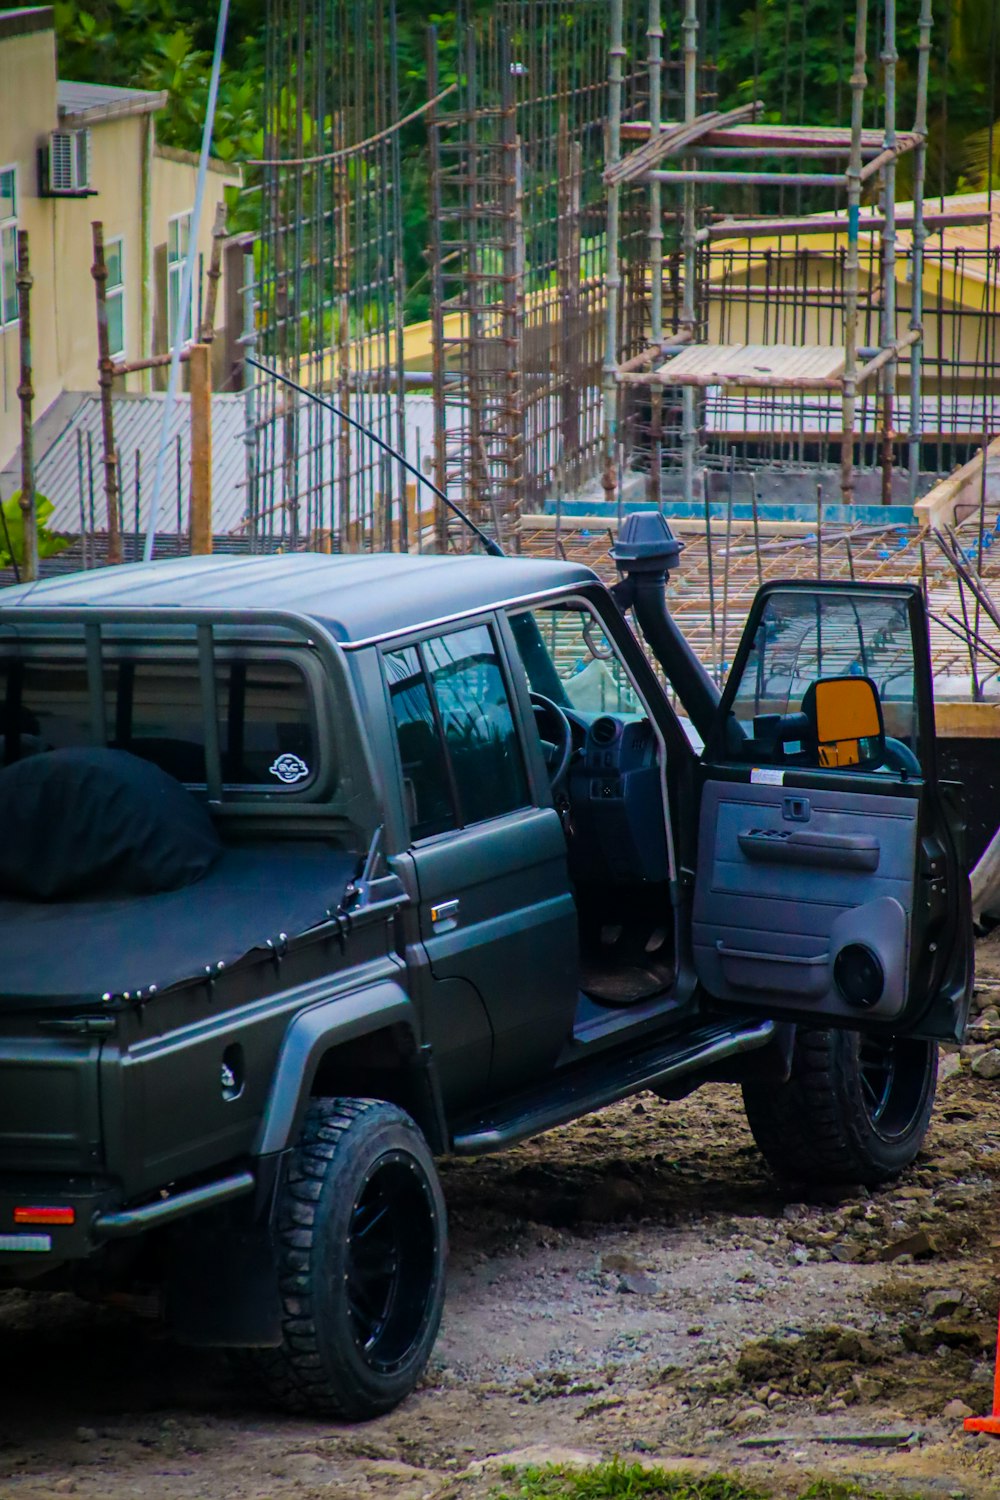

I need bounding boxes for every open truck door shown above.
[692,581,972,1042]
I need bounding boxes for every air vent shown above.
[591,717,620,747]
[40,129,93,197]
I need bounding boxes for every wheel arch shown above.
[253,982,443,1157]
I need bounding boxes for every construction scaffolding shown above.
[601,0,1000,516]
[253,0,409,552]
[603,0,929,509]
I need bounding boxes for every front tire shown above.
[742,1029,937,1186]
[251,1098,447,1419]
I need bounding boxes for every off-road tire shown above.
[249,1097,447,1419]
[742,1029,937,1186]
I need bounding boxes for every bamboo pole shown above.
[189,342,213,554]
[840,0,869,507]
[15,229,37,582]
[91,222,123,565]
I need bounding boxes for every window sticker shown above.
[750,767,785,786]
[269,752,310,784]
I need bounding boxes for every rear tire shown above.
[742,1028,937,1186]
[249,1098,447,1419]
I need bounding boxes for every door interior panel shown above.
[693,779,919,1023]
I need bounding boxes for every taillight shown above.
[13,1206,75,1226]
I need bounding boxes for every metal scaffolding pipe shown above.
[840,0,869,507]
[647,168,849,186]
[879,0,898,507]
[680,0,698,510]
[647,0,664,506]
[909,0,933,502]
[601,0,625,503]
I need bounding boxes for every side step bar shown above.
[94,1171,255,1239]
[450,1018,775,1155]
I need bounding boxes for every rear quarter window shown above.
[0,651,323,796]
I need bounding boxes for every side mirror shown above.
[810,676,885,770]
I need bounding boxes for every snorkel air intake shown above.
[610,511,721,745]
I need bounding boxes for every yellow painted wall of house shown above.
[0,9,240,472]
[150,145,239,386]
[0,25,60,473]
[52,115,147,392]
[704,230,995,390]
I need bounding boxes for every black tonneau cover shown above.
[0,845,358,1004]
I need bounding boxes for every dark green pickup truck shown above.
[0,514,972,1418]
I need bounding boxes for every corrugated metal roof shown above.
[57,79,166,123]
[37,393,250,540]
[33,389,446,544]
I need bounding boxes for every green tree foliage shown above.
[39,0,1000,319]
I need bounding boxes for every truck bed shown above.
[0,844,359,1006]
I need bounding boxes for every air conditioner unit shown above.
[40,129,93,196]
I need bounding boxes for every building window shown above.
[105,237,125,359]
[167,210,194,348]
[0,167,17,329]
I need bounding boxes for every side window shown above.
[423,625,529,825]
[384,623,529,841]
[384,645,457,840]
[510,605,643,717]
[724,589,920,773]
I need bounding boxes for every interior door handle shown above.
[431,898,460,925]
[737,828,880,872]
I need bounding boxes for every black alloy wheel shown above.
[742,1027,938,1186]
[248,1098,447,1418]
[857,1034,936,1140]
[346,1151,439,1376]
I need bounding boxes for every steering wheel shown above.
[880,735,922,777]
[529,692,573,793]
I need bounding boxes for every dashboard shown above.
[564,712,670,885]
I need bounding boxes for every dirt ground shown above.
[9,952,1000,1500]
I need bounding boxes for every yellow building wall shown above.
[0,26,60,474]
[52,115,147,393]
[704,246,993,392]
[150,146,238,385]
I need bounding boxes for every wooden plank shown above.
[936,701,1000,738]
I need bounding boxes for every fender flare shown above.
[253,981,417,1157]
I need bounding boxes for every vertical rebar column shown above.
[426,26,449,553]
[840,0,868,507]
[908,0,932,502]
[15,230,37,582]
[241,249,259,547]
[680,0,699,507]
[648,0,664,505]
[601,0,625,503]
[879,0,897,506]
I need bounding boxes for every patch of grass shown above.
[492,1458,767,1499]
[490,1462,935,1500]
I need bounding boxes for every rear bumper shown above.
[0,1181,117,1272]
[0,1169,256,1274]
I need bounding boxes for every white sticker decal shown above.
[750,767,785,786]
[269,753,310,784]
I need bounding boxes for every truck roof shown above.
[0,551,600,644]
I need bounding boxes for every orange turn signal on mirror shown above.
[13,1206,75,1226]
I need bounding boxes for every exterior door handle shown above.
[431,899,460,926]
